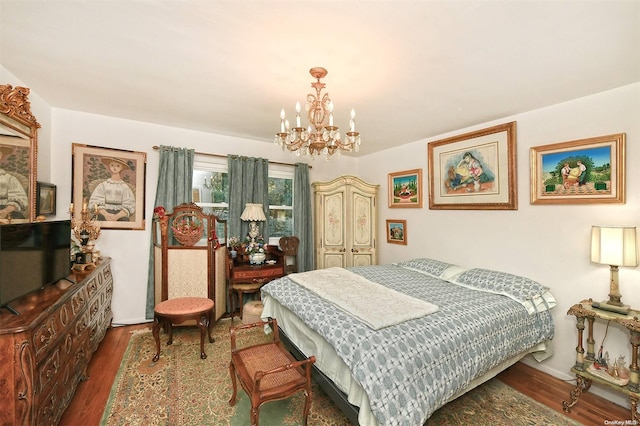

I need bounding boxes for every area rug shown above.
[101,319,581,425]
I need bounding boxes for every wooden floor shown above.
[60,323,633,425]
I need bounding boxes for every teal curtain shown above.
[227,156,269,242]
[294,163,314,271]
[145,146,194,319]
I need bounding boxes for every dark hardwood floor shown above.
[60,323,633,425]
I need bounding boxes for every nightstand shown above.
[563,298,640,421]
[227,255,284,318]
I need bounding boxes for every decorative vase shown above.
[230,249,237,258]
[249,253,266,265]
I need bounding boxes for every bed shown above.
[260,258,556,426]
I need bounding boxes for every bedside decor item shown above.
[386,219,407,245]
[240,203,266,241]
[274,67,361,159]
[72,143,146,230]
[228,235,241,258]
[428,122,517,210]
[590,225,638,314]
[389,169,422,208]
[530,133,625,204]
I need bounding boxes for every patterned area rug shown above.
[101,319,581,425]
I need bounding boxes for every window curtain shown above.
[145,146,195,319]
[227,156,269,242]
[294,163,314,272]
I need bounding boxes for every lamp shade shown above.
[240,203,267,222]
[591,225,639,267]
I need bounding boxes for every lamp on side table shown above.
[590,225,638,314]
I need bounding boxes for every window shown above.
[192,158,294,241]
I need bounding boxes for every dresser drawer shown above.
[233,267,283,281]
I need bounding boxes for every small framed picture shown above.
[36,182,56,216]
[388,169,423,208]
[386,219,407,245]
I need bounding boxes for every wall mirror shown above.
[0,84,39,222]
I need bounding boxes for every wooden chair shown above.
[278,236,300,275]
[151,203,227,360]
[228,318,315,426]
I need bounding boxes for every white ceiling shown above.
[1,1,638,157]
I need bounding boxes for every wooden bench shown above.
[228,318,315,426]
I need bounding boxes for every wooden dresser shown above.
[0,257,113,426]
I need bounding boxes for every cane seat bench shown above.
[228,318,315,426]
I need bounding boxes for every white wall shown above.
[48,109,356,325]
[358,82,640,407]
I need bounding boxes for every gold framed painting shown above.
[428,122,517,210]
[386,219,407,245]
[72,143,147,230]
[530,133,625,205]
[388,169,423,208]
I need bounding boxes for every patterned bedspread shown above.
[260,259,555,426]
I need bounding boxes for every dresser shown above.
[313,175,379,269]
[0,258,113,426]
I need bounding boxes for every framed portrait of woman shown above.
[72,144,147,230]
[427,122,517,210]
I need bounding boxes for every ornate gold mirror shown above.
[0,85,39,222]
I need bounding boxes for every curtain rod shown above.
[151,146,311,169]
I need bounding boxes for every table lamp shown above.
[240,203,267,241]
[590,225,638,314]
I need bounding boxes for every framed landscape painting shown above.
[388,169,422,208]
[72,144,147,230]
[386,219,407,245]
[530,133,625,204]
[428,122,517,210]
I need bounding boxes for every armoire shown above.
[313,175,379,269]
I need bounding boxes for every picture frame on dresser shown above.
[530,133,625,205]
[36,181,56,215]
[72,143,147,230]
[427,121,517,210]
[386,219,407,245]
[388,169,423,208]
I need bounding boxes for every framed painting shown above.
[428,121,517,210]
[72,144,147,230]
[386,219,407,245]
[388,169,423,208]
[530,133,625,205]
[0,135,36,222]
[36,182,56,215]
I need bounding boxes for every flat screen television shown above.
[0,220,72,315]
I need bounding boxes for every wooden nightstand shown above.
[563,299,640,421]
[227,252,284,318]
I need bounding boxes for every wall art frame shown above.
[36,182,56,215]
[530,133,625,205]
[428,121,517,210]
[0,84,39,222]
[388,169,423,208]
[72,143,147,230]
[386,219,407,245]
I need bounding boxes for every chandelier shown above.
[274,67,361,159]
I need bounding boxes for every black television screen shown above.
[0,220,72,314]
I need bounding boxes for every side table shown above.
[563,298,640,421]
[228,259,284,319]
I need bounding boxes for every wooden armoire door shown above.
[313,176,378,269]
